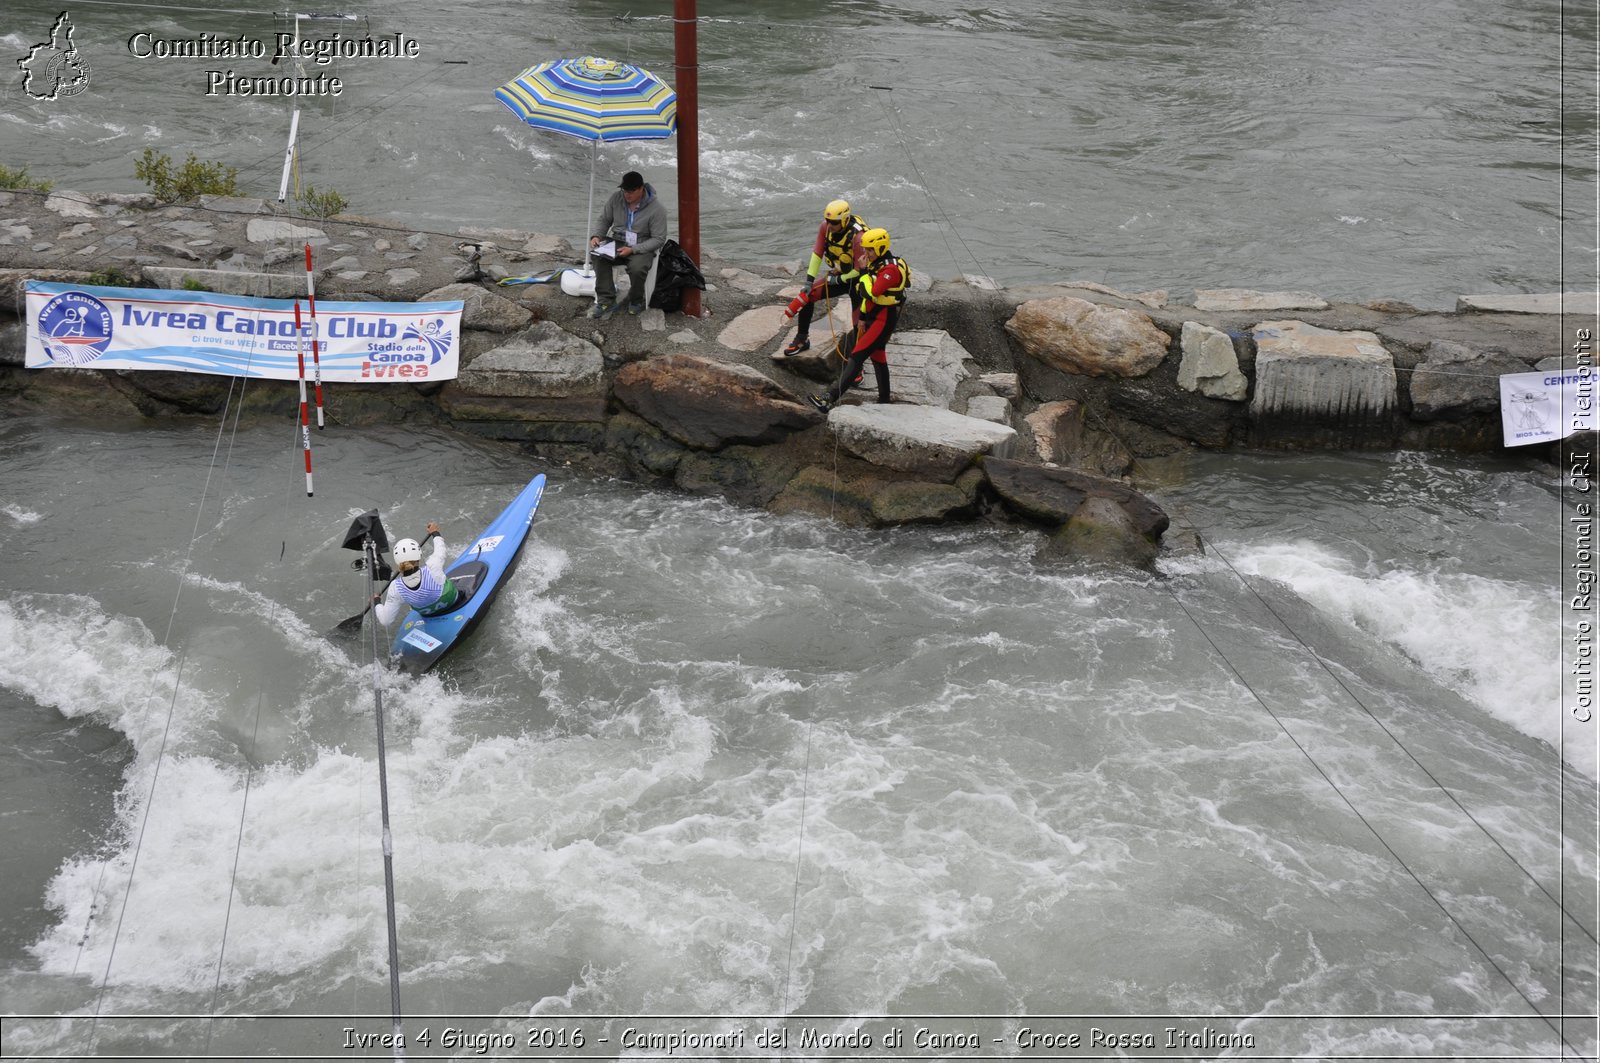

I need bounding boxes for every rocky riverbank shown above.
[0,187,1583,564]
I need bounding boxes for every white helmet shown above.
[393,538,422,565]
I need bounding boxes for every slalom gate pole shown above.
[293,301,313,497]
[304,243,325,428]
[364,536,406,1055]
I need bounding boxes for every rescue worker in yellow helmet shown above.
[808,227,910,411]
[775,198,869,360]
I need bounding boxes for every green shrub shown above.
[88,267,137,288]
[180,275,205,291]
[135,148,239,203]
[0,165,51,192]
[298,185,348,219]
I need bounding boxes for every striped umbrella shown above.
[495,56,677,284]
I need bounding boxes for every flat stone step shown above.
[1455,292,1596,314]
[829,403,1016,481]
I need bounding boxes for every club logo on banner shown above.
[37,290,115,365]
[23,281,463,382]
[1499,368,1596,447]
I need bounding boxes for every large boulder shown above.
[1178,321,1248,401]
[1046,495,1161,567]
[767,464,983,528]
[1005,295,1171,379]
[868,469,984,525]
[885,329,973,409]
[982,457,1169,541]
[420,282,533,333]
[1409,340,1531,421]
[718,305,792,353]
[439,321,607,428]
[675,443,807,508]
[613,353,818,450]
[769,465,878,526]
[604,410,688,481]
[828,403,1017,482]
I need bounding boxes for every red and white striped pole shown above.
[293,300,314,497]
[303,242,325,428]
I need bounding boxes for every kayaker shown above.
[373,521,460,623]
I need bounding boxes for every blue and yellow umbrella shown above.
[496,57,678,290]
[495,55,677,143]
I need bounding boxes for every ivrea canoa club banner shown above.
[24,280,463,382]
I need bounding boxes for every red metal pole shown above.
[673,0,702,318]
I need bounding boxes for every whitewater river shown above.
[0,415,1593,1059]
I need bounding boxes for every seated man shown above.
[587,170,669,319]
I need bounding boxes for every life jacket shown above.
[824,216,868,275]
[854,253,910,316]
[395,566,461,617]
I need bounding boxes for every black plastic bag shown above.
[649,238,706,313]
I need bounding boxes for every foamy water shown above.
[1228,539,1586,779]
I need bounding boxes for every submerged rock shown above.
[982,457,1169,542]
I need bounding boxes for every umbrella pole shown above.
[583,140,596,275]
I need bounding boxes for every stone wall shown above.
[0,187,1588,563]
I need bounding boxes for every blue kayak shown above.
[389,473,546,674]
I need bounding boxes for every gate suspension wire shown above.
[204,394,310,1053]
[780,717,817,1029]
[1181,507,1599,950]
[1159,578,1586,1059]
[1045,386,1592,1053]
[85,370,253,1050]
[872,85,999,291]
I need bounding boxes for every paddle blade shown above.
[328,606,370,639]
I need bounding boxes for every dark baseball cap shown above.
[619,171,644,191]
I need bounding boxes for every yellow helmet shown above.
[823,199,851,223]
[859,227,890,260]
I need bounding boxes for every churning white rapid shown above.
[0,418,1592,1058]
